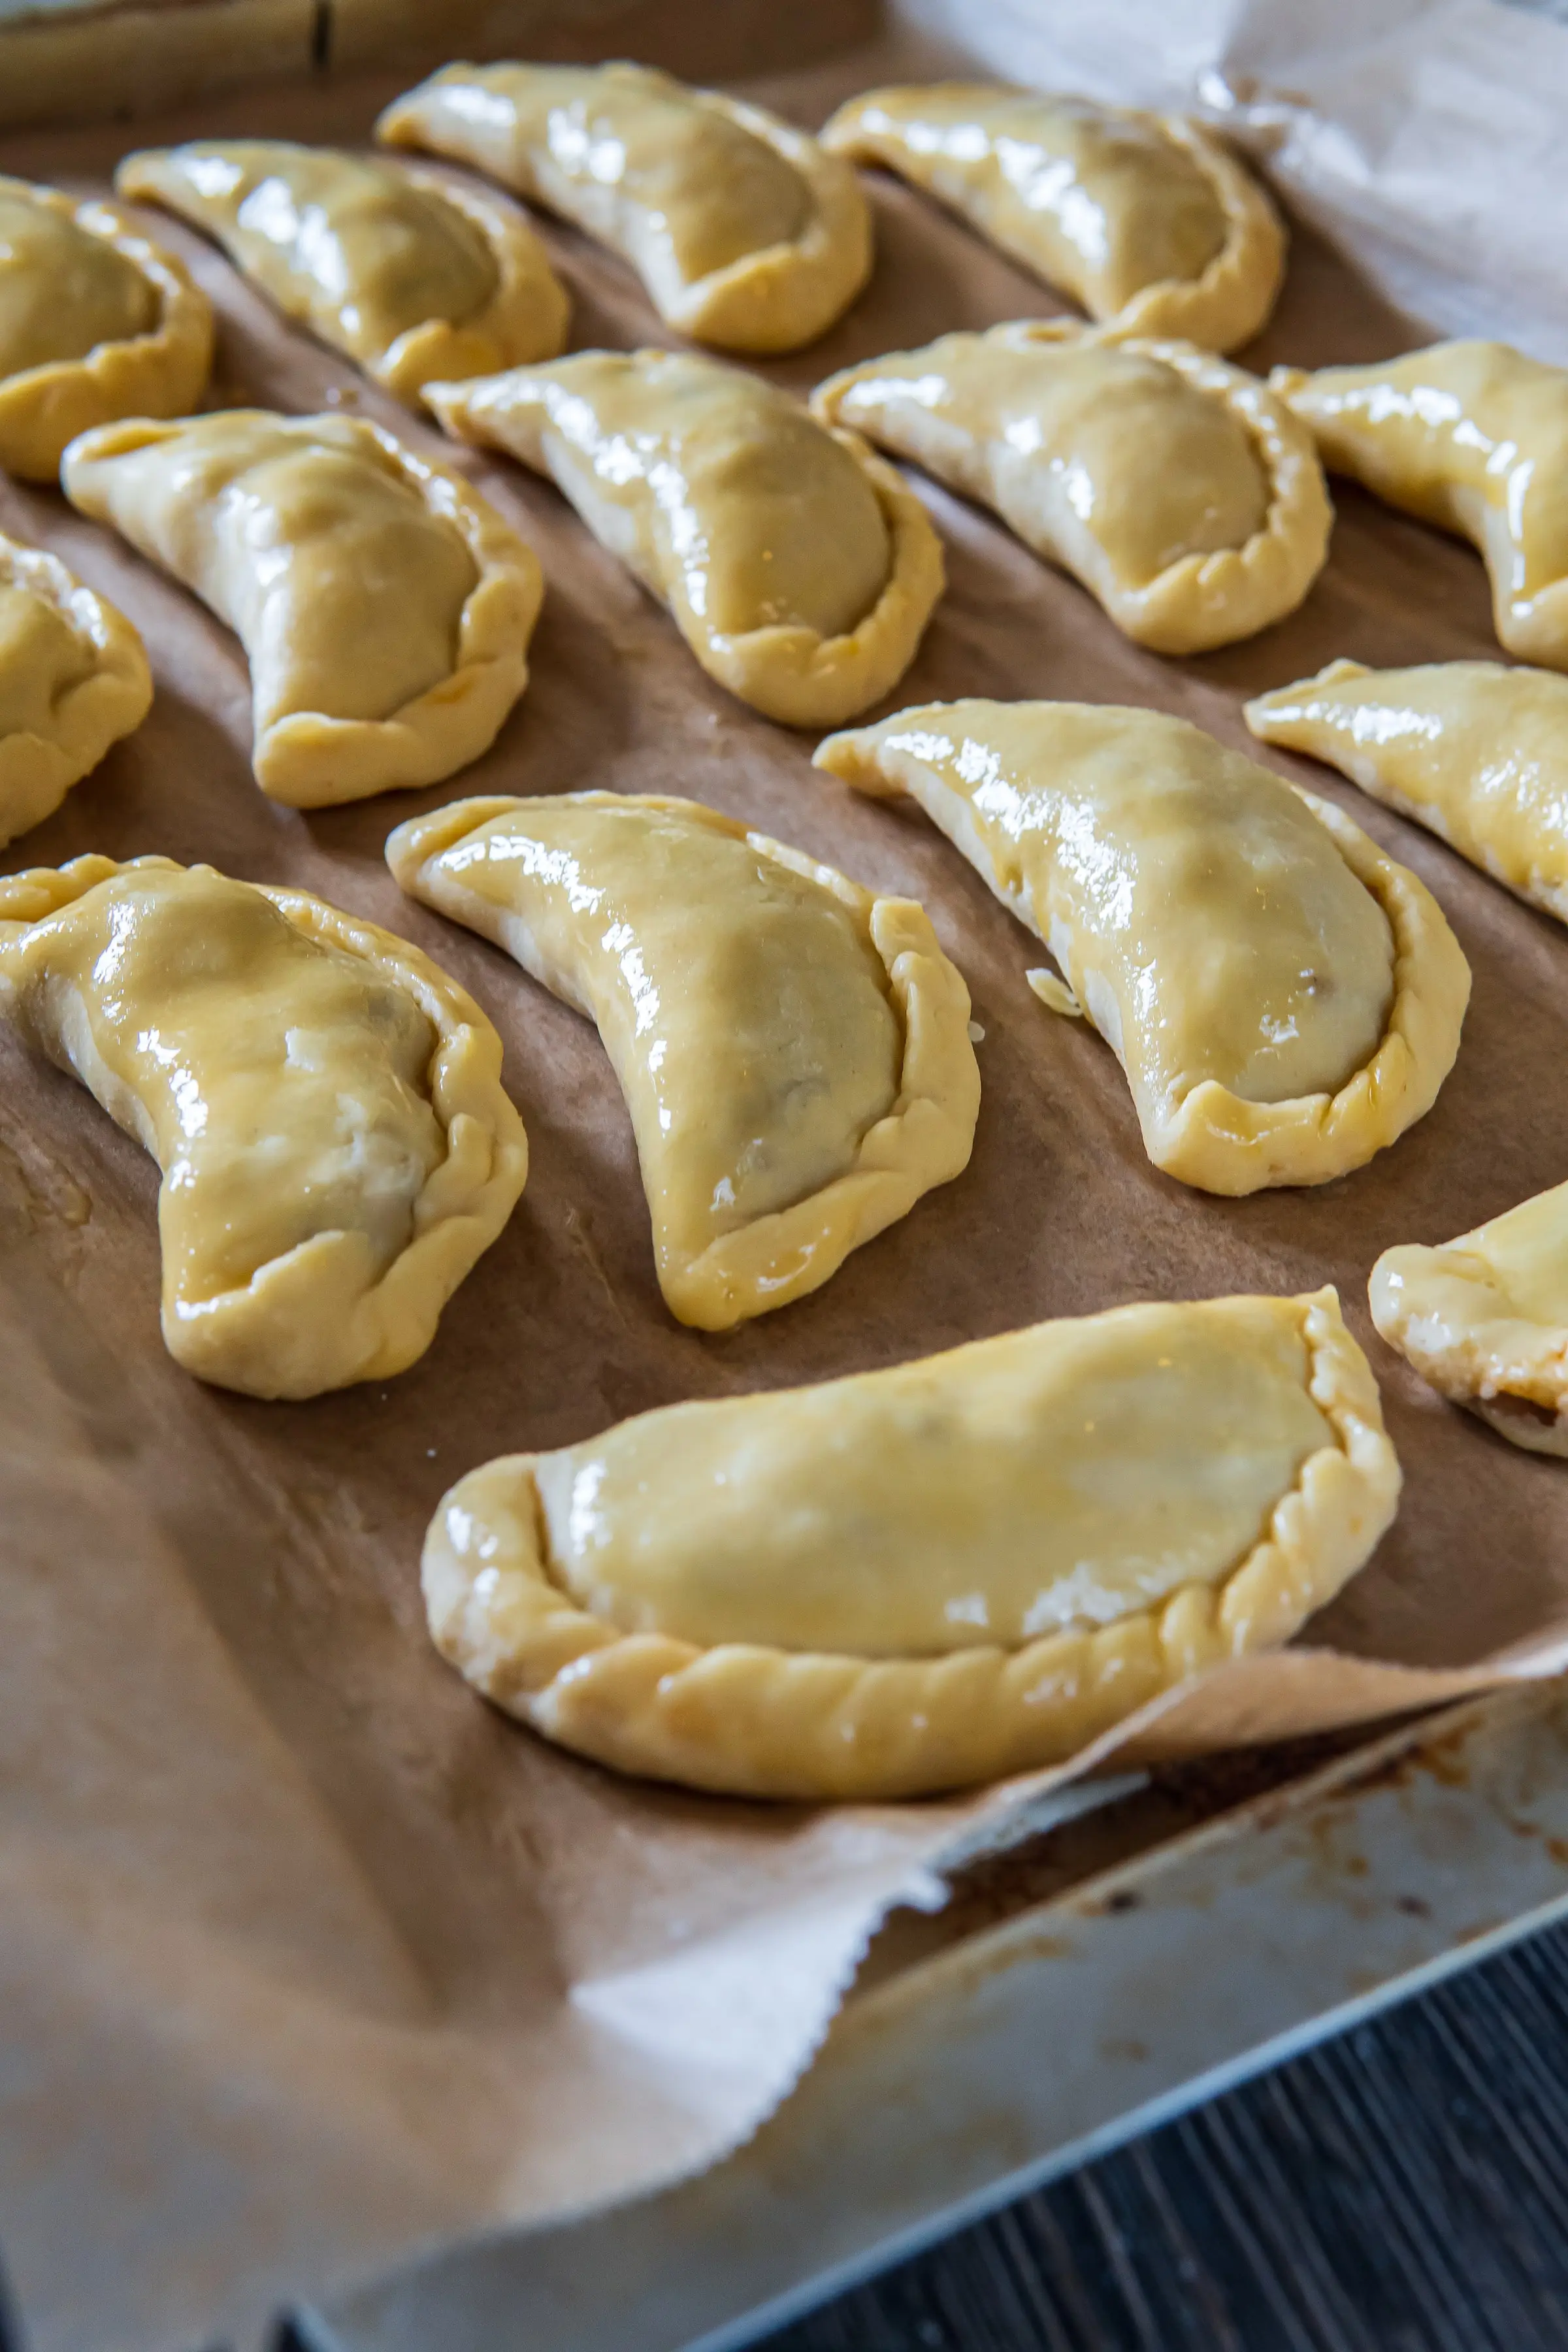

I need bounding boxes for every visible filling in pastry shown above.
[0,180,156,374]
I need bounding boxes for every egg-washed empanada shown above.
[60,408,542,806]
[1272,342,1568,670]
[819,84,1284,355]
[376,61,870,355]
[817,700,1470,1195]
[1247,659,1568,928]
[1371,1183,1568,1456]
[0,855,527,1399]
[0,529,151,846]
[425,1286,1399,1798]
[114,141,569,404]
[387,791,979,1329]
[427,350,942,728]
[0,174,212,481]
[814,321,1330,655]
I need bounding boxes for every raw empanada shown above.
[61,408,542,805]
[1248,659,1568,926]
[0,174,212,480]
[424,1286,1399,1798]
[816,699,1470,1194]
[1371,1183,1568,1456]
[376,61,870,354]
[0,529,151,845]
[814,321,1329,655]
[820,84,1284,354]
[1272,342,1568,670]
[114,140,568,403]
[427,349,942,728]
[386,791,979,1328]
[0,856,527,1398]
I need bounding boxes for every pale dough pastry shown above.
[115,140,569,403]
[387,791,979,1328]
[424,1286,1399,1799]
[0,528,151,846]
[814,321,1330,655]
[1273,342,1568,670]
[1371,1183,1568,1456]
[0,855,527,1399]
[427,349,942,728]
[815,699,1470,1194]
[0,174,212,481]
[377,61,871,353]
[61,408,542,806]
[820,84,1284,354]
[1248,659,1568,927]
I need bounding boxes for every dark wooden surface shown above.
[756,1914,1568,2352]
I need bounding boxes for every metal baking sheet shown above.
[306,1682,1568,2352]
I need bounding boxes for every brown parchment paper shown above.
[4,25,1568,2352]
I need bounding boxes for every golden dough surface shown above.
[422,1287,1401,1797]
[0,857,528,1398]
[0,178,155,372]
[1247,658,1568,926]
[387,791,979,1328]
[429,350,940,727]
[61,408,539,803]
[1273,341,1568,668]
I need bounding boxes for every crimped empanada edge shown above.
[420,1286,1399,1800]
[0,178,213,482]
[0,853,529,1399]
[61,410,544,806]
[0,532,152,846]
[1370,1227,1568,1454]
[387,790,981,1330]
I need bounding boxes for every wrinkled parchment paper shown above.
[5,16,1568,2350]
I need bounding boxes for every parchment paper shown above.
[4,22,1568,2352]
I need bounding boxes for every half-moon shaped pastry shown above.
[427,350,942,728]
[1371,1183,1568,1456]
[0,856,528,1399]
[114,140,569,403]
[387,791,979,1328]
[816,700,1470,1194]
[424,1285,1399,1798]
[61,408,542,806]
[1272,342,1568,670]
[377,61,870,354]
[0,529,152,846]
[1248,659,1568,926]
[819,84,1284,354]
[814,321,1330,655]
[0,174,212,481]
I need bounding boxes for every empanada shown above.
[0,174,212,480]
[61,408,542,805]
[1272,342,1568,670]
[427,349,941,728]
[0,529,151,845]
[387,791,979,1328]
[1371,1183,1568,1456]
[816,700,1469,1194]
[1248,659,1568,926]
[376,61,870,354]
[114,140,568,403]
[819,84,1284,354]
[424,1286,1399,1798]
[814,321,1329,655]
[0,856,527,1399]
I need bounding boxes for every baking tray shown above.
[305,1678,1568,2352]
